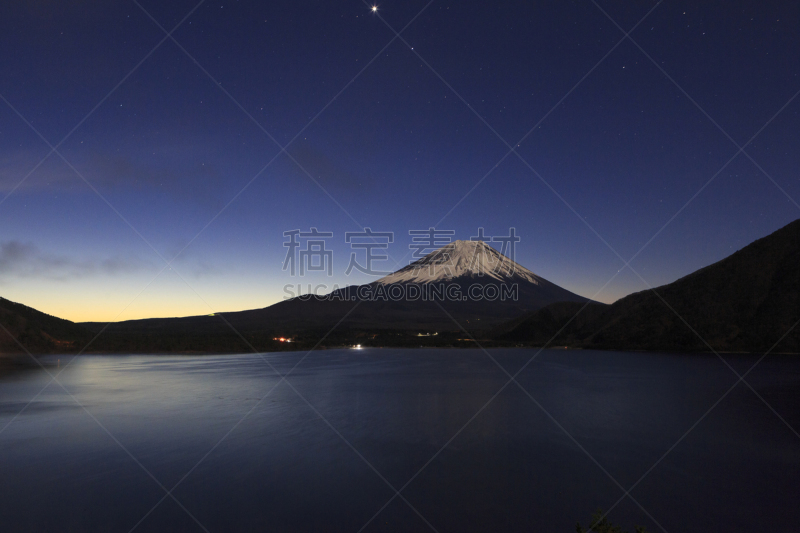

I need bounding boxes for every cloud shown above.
[0,150,228,211]
[0,240,149,281]
[89,154,228,210]
[287,141,366,192]
[161,238,225,278]
[0,151,76,193]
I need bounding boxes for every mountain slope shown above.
[501,219,800,352]
[0,297,92,354]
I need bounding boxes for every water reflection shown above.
[0,349,798,532]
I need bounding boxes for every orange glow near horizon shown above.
[2,281,623,323]
[1,284,289,324]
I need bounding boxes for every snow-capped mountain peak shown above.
[375,240,541,285]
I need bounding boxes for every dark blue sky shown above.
[0,0,798,321]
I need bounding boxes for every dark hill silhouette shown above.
[0,297,92,354]
[501,219,800,353]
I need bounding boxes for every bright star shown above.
[371,5,378,12]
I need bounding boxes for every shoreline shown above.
[5,346,798,358]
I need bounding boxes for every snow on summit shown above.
[376,240,541,285]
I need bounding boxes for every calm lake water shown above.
[1,348,799,532]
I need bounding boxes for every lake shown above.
[1,348,798,532]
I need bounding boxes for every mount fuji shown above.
[374,240,543,285]
[226,239,591,333]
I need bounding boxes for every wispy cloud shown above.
[0,151,76,193]
[88,154,228,210]
[0,150,228,210]
[287,141,368,192]
[0,240,149,281]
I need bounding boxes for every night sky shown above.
[0,0,798,322]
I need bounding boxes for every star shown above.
[371,5,378,12]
